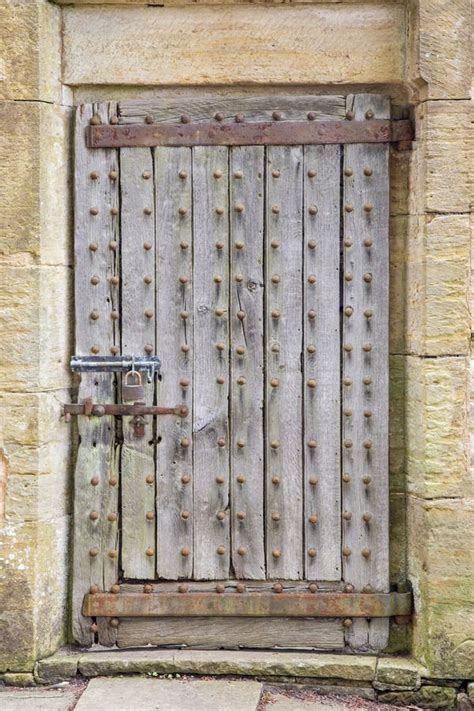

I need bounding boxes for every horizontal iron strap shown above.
[63,403,188,417]
[88,120,413,149]
[82,591,412,618]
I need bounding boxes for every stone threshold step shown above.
[34,648,426,692]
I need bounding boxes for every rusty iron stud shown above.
[343,377,352,386]
[89,511,99,521]
[308,239,317,249]
[342,546,352,557]
[108,549,118,559]
[363,203,373,213]
[364,309,373,319]
[216,342,226,352]
[365,109,374,120]
[179,275,189,284]
[213,169,222,179]
[142,170,151,180]
[215,308,225,317]
[89,207,99,216]
[236,583,246,593]
[363,475,372,486]
[307,168,317,178]
[307,379,317,388]
[111,584,120,594]
[270,440,280,449]
[237,474,246,484]
[307,344,316,354]
[178,583,189,594]
[361,548,371,558]
[214,112,225,122]
[90,345,100,355]
[110,275,120,286]
[180,510,190,521]
[235,274,244,283]
[215,240,225,250]
[89,243,98,252]
[345,583,355,593]
[362,512,372,524]
[271,343,280,353]
[344,408,353,417]
[364,238,373,248]
[107,512,118,522]
[143,275,152,285]
[307,111,316,121]
[272,475,281,485]
[363,440,373,450]
[345,110,355,120]
[237,310,246,320]
[364,410,372,418]
[146,511,155,521]
[90,275,100,286]
[271,239,280,249]
[217,437,226,448]
[234,203,244,213]
[309,514,318,525]
[181,437,190,448]
[308,205,318,216]
[235,113,245,123]
[89,547,99,557]
[215,475,225,484]
[179,170,188,179]
[216,583,225,593]
[235,240,245,250]
[237,439,246,449]
[181,546,190,557]
[237,546,247,556]
[344,272,353,282]
[271,309,281,319]
[215,207,225,215]
[90,114,101,126]
[364,167,373,177]
[271,205,280,214]
[90,171,99,180]
[214,275,223,284]
[363,343,372,352]
[308,309,317,320]
[144,344,153,354]
[110,207,119,216]
[307,439,317,449]
[271,511,281,522]
[343,618,353,628]
[308,274,316,284]
[233,170,243,180]
[272,169,281,178]
[342,511,352,521]
[216,376,225,385]
[272,110,282,121]
[90,584,100,594]
[144,309,154,319]
[271,274,280,285]
[343,439,353,449]
[344,306,353,317]
[344,204,353,213]
[178,207,188,216]
[363,272,373,284]
[309,476,318,486]
[109,170,118,181]
[180,115,190,124]
[308,548,317,558]
[110,345,120,355]
[273,582,283,593]
[237,511,246,520]
[179,377,190,388]
[344,167,353,177]
[342,473,351,483]
[144,207,152,216]
[272,548,281,559]
[90,476,99,486]
[363,376,372,386]
[180,240,189,250]
[363,584,373,593]
[216,545,226,556]
[90,310,99,321]
[270,378,280,388]
[111,310,120,320]
[181,343,190,353]
[216,511,226,521]
[237,376,247,386]
[343,343,353,353]
[309,583,318,593]
[181,474,191,484]
[110,618,120,628]
[109,477,118,486]
[344,239,353,248]
[144,115,154,125]
[144,584,153,593]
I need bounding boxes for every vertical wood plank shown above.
[265,146,304,580]
[155,147,193,579]
[303,145,341,581]
[120,147,156,580]
[72,102,119,645]
[193,146,230,580]
[342,94,390,650]
[229,147,265,579]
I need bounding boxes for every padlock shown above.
[122,370,145,402]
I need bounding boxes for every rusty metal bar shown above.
[88,120,413,149]
[63,402,188,418]
[83,591,412,618]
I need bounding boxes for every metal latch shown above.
[70,355,161,383]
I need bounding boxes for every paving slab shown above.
[75,676,263,711]
[0,687,79,711]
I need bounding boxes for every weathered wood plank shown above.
[265,146,304,580]
[193,146,230,579]
[154,147,194,579]
[72,101,119,646]
[117,617,344,650]
[120,147,156,580]
[229,147,265,579]
[303,145,341,581]
[120,580,343,593]
[118,95,346,124]
[342,94,390,651]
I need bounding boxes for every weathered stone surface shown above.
[410,101,472,215]
[468,683,474,700]
[375,657,425,690]
[405,356,470,498]
[0,266,72,392]
[393,215,471,357]
[63,5,405,87]
[379,685,457,709]
[78,649,377,681]
[409,0,472,100]
[456,693,474,711]
[0,687,79,710]
[35,652,79,684]
[75,677,263,711]
[389,355,406,491]
[1,672,35,686]
[0,1,62,103]
[408,497,474,679]
[0,101,72,265]
[389,493,407,584]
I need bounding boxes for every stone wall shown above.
[0,0,472,683]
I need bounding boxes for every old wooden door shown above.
[71,95,409,652]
